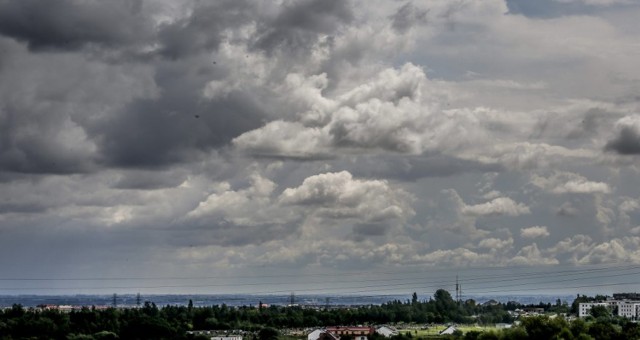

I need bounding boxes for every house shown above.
[376,326,398,338]
[308,329,324,340]
[439,326,457,335]
[308,327,375,340]
[307,329,339,340]
[211,337,242,340]
[522,307,544,314]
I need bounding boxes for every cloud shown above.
[605,115,640,155]
[390,2,429,33]
[235,63,515,160]
[157,0,258,60]
[488,143,596,171]
[3,0,640,288]
[478,237,514,250]
[347,153,502,181]
[411,248,496,267]
[576,238,640,264]
[520,226,550,239]
[0,0,155,52]
[181,173,300,246]
[531,172,611,194]
[461,197,531,217]
[509,243,559,265]
[252,0,353,55]
[232,121,331,159]
[556,201,580,216]
[280,171,414,228]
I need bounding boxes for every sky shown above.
[1,0,640,297]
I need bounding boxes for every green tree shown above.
[258,327,279,340]
[521,316,564,339]
[589,305,610,319]
[588,320,619,339]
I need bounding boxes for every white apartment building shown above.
[580,300,640,319]
[616,301,640,319]
[579,302,609,317]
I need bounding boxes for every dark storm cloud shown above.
[0,102,94,175]
[157,0,256,60]
[352,222,389,238]
[0,202,48,214]
[390,2,429,33]
[111,169,189,190]
[252,0,353,54]
[605,126,640,155]
[0,0,154,51]
[94,91,265,168]
[348,153,502,181]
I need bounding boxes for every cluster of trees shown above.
[0,289,610,340]
[443,314,640,340]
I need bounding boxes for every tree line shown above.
[0,289,629,340]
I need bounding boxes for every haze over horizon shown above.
[1,0,640,296]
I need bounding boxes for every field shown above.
[396,324,499,337]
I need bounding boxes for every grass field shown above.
[397,324,498,337]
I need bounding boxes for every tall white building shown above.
[579,300,640,319]
[578,302,609,318]
[616,301,640,319]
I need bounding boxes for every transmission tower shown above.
[136,293,141,307]
[455,275,460,303]
[290,292,295,306]
[112,293,117,308]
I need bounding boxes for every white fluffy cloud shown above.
[520,226,550,239]
[280,171,414,225]
[531,172,611,194]
[462,197,531,217]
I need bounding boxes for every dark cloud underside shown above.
[0,0,153,51]
[606,126,640,155]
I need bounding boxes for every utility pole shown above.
[455,275,460,303]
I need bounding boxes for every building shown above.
[325,326,374,340]
[579,300,640,319]
[616,301,640,319]
[211,337,242,340]
[308,329,324,340]
[578,302,610,317]
[522,307,545,314]
[375,326,398,338]
[440,326,457,335]
[613,293,640,300]
[186,330,246,340]
[307,328,348,340]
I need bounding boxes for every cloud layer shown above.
[1,0,640,294]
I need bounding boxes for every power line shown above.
[2,262,636,281]
[1,264,638,292]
